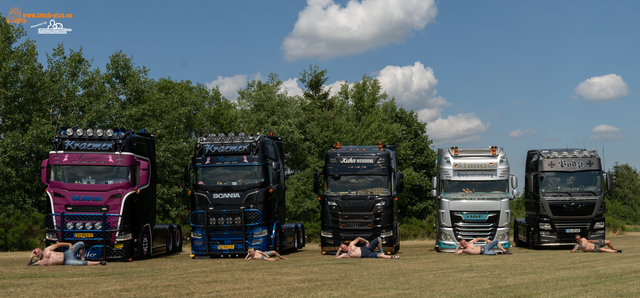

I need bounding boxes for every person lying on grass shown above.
[571,234,621,253]
[27,242,105,266]
[335,237,399,259]
[244,247,287,261]
[455,238,510,255]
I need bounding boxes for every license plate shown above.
[114,244,123,249]
[75,233,93,238]
[565,229,580,233]
[218,245,234,249]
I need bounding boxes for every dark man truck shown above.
[185,133,305,258]
[514,149,612,248]
[431,146,519,252]
[42,127,182,261]
[314,142,403,255]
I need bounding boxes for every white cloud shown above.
[427,114,490,145]
[206,73,265,101]
[589,124,626,141]
[509,127,539,138]
[377,62,439,110]
[206,74,248,101]
[281,78,304,97]
[282,0,437,61]
[573,74,629,102]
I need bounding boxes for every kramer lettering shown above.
[340,157,375,164]
[204,145,249,154]
[64,141,113,151]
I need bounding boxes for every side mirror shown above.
[313,172,320,194]
[41,159,49,185]
[396,180,404,194]
[511,175,518,189]
[184,164,191,187]
[512,189,519,198]
[527,175,534,193]
[430,177,438,198]
[607,172,613,192]
[138,160,150,186]
[431,189,437,197]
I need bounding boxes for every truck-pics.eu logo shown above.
[6,6,73,34]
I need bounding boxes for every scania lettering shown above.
[514,149,612,248]
[431,146,518,252]
[42,127,183,261]
[314,142,404,255]
[185,132,305,258]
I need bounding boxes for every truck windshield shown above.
[442,180,508,193]
[540,171,602,194]
[196,165,264,186]
[324,175,390,196]
[51,165,130,184]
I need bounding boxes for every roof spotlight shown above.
[96,129,104,137]
[106,129,114,137]
[218,133,225,138]
[86,128,94,137]
[208,133,215,139]
[66,128,74,136]
[76,128,84,137]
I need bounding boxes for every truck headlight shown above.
[94,222,102,230]
[66,222,75,230]
[76,222,84,230]
[327,201,337,206]
[46,232,58,241]
[252,227,267,238]
[116,232,132,241]
[321,230,333,238]
[191,231,202,239]
[594,222,605,229]
[380,230,392,237]
[498,233,509,241]
[85,222,93,230]
[539,223,552,230]
[440,232,453,241]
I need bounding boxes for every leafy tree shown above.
[605,162,640,224]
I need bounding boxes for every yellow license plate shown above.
[75,233,93,238]
[218,245,234,249]
[114,244,124,249]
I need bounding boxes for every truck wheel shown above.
[167,227,175,253]
[527,226,535,249]
[174,225,183,252]
[299,224,305,248]
[140,227,151,259]
[274,224,282,254]
[294,225,299,250]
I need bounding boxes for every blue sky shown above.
[6,1,640,187]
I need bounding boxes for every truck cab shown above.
[42,127,181,261]
[514,149,612,248]
[315,142,403,255]
[186,133,305,258]
[431,146,518,252]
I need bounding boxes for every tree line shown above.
[0,17,437,231]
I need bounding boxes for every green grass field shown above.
[2,233,640,297]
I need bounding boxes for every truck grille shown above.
[548,202,596,216]
[189,209,261,227]
[451,211,499,240]
[45,213,120,243]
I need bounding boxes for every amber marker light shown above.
[269,188,274,193]
[136,190,141,194]
[188,191,192,195]
[318,197,321,201]
[491,146,497,155]
[336,142,341,149]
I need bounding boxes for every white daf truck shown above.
[431,146,518,252]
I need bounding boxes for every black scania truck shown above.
[514,149,612,248]
[185,132,305,258]
[314,142,403,255]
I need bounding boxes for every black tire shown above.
[274,224,282,254]
[174,225,183,252]
[293,226,299,250]
[139,226,152,259]
[167,227,175,253]
[527,226,535,249]
[299,223,305,248]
